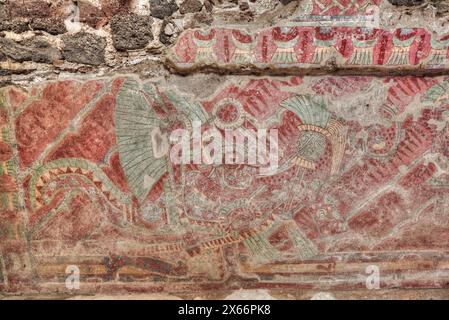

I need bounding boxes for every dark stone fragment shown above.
[179,0,203,14]
[0,37,61,63]
[204,0,213,12]
[0,4,27,32]
[8,0,52,18]
[159,19,173,46]
[239,1,250,11]
[387,0,425,5]
[150,0,179,19]
[30,18,67,35]
[0,67,34,78]
[0,2,7,21]
[62,32,106,66]
[6,19,30,33]
[110,14,153,51]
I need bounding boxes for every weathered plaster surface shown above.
[1,0,449,299]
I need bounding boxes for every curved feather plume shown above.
[280,95,330,128]
[115,78,167,203]
[115,78,209,203]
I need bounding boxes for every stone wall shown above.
[1,0,449,83]
[1,0,449,299]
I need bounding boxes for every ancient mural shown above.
[1,73,449,294]
[1,0,449,299]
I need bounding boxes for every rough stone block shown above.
[150,0,179,19]
[110,14,154,51]
[0,37,61,64]
[29,17,67,35]
[180,0,204,14]
[62,32,106,66]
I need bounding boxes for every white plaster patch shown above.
[310,292,337,300]
[224,289,277,300]
[65,1,82,34]
[133,0,151,15]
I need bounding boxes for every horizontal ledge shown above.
[165,61,449,77]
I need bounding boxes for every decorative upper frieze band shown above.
[167,27,449,74]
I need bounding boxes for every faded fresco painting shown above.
[0,0,449,299]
